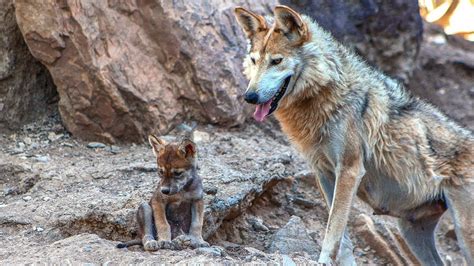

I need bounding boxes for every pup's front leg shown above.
[188,199,209,248]
[151,199,174,249]
[318,153,365,264]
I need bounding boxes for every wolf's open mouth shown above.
[253,76,291,122]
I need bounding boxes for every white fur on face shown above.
[257,67,293,103]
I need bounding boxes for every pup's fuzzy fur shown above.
[235,5,473,265]
[117,128,208,251]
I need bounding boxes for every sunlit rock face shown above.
[14,1,276,143]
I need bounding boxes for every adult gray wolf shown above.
[234,5,473,265]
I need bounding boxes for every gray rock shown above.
[195,246,224,257]
[34,155,49,163]
[247,217,269,232]
[87,142,106,149]
[268,216,318,256]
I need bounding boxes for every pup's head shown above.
[148,135,197,196]
[235,6,334,121]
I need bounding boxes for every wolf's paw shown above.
[158,240,175,250]
[143,240,159,251]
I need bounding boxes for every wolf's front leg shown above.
[188,199,209,248]
[317,173,356,266]
[318,155,365,264]
[151,200,174,249]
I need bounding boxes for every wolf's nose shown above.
[244,92,259,104]
[161,187,170,195]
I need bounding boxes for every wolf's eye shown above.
[250,57,256,64]
[158,168,165,175]
[271,58,282,65]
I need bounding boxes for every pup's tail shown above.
[176,121,197,141]
[116,239,142,248]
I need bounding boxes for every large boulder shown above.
[0,0,56,130]
[281,0,423,82]
[13,1,276,143]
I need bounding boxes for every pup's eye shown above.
[250,57,256,64]
[271,58,282,65]
[173,170,184,177]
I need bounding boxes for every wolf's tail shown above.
[116,239,142,248]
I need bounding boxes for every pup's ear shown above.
[178,139,196,159]
[234,7,268,39]
[273,5,309,45]
[148,134,165,157]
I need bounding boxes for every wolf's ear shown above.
[273,5,309,44]
[148,134,165,157]
[234,7,267,39]
[178,139,196,159]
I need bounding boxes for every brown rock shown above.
[13,1,276,143]
[0,0,56,130]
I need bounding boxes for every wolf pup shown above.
[234,5,473,265]
[117,131,209,251]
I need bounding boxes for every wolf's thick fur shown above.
[235,6,473,265]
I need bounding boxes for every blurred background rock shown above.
[1,0,472,142]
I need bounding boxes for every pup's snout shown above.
[161,187,170,195]
[244,92,259,104]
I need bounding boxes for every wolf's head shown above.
[234,5,339,122]
[148,135,197,195]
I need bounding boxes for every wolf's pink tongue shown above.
[253,100,272,122]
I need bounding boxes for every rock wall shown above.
[0,0,56,130]
[13,0,276,143]
[281,0,423,82]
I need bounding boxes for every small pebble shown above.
[87,142,106,149]
[34,155,49,163]
[23,137,32,145]
[83,245,93,252]
[48,132,63,142]
[194,130,210,143]
[23,196,32,201]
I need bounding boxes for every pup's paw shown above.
[188,235,210,249]
[158,240,175,250]
[172,235,190,250]
[143,240,159,251]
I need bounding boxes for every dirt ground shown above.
[0,108,467,264]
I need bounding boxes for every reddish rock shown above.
[14,1,276,142]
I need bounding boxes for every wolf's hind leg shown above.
[137,202,159,251]
[444,183,474,265]
[317,173,356,266]
[398,212,444,266]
